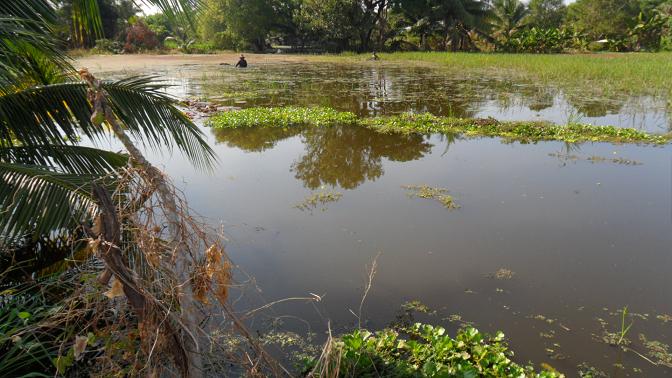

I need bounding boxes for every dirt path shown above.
[75,53,321,72]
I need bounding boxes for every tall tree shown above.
[392,0,491,51]
[490,0,528,42]
[527,0,566,29]
[221,0,275,51]
[1,0,216,376]
[566,0,641,40]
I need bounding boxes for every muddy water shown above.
[101,62,671,376]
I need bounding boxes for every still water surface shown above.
[98,61,671,376]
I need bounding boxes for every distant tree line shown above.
[60,0,672,53]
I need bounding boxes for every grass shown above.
[208,106,672,145]
[310,52,672,97]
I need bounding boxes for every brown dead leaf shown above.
[74,335,88,361]
[104,278,124,299]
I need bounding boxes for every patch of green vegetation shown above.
[401,300,435,315]
[364,113,670,144]
[208,107,671,145]
[639,334,672,368]
[208,106,358,129]
[577,362,608,378]
[294,190,343,212]
[306,323,563,377]
[403,185,460,210]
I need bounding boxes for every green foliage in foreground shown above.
[307,323,563,377]
[208,107,671,145]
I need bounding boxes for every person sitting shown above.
[235,54,248,68]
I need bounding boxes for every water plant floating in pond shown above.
[305,323,565,377]
[402,185,460,209]
[208,107,672,145]
[294,190,343,212]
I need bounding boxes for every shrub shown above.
[92,39,122,54]
[500,28,584,53]
[123,21,159,53]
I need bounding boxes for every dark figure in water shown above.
[235,54,248,68]
[370,51,379,61]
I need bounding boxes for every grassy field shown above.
[313,52,672,97]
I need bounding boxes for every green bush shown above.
[92,39,123,54]
[306,323,563,377]
[501,28,585,53]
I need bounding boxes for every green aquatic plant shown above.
[306,323,564,377]
[363,113,670,145]
[294,190,343,212]
[208,107,671,145]
[617,306,634,346]
[208,106,358,129]
[639,334,672,368]
[403,185,460,210]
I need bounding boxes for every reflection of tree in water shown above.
[566,96,624,118]
[292,125,433,189]
[212,124,436,190]
[211,126,303,152]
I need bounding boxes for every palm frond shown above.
[0,145,128,175]
[0,163,113,243]
[0,0,72,87]
[103,77,217,170]
[0,0,57,25]
[0,78,216,170]
[138,0,201,28]
[70,0,103,45]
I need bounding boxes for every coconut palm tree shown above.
[490,0,529,43]
[392,0,491,51]
[0,0,214,246]
[0,3,215,375]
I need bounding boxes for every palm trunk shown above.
[80,70,204,378]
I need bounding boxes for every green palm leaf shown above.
[0,77,216,170]
[0,145,128,175]
[0,163,115,244]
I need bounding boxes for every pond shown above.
[96,61,672,376]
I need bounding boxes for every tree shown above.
[527,0,566,29]
[490,0,529,43]
[1,0,217,376]
[391,0,491,51]
[221,0,275,51]
[566,0,641,40]
[295,0,363,51]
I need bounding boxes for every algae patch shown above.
[402,185,459,209]
[295,190,343,212]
